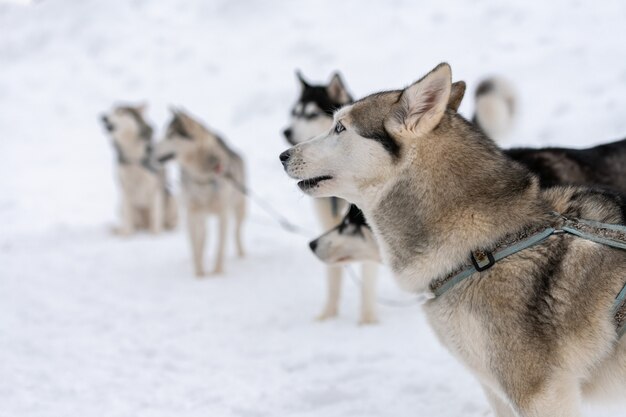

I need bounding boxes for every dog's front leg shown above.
[118,192,135,236]
[359,261,378,325]
[150,189,165,234]
[234,201,246,258]
[187,208,206,277]
[213,211,228,275]
[317,266,342,321]
[510,375,582,417]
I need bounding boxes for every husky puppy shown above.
[281,63,626,416]
[156,110,246,277]
[284,71,379,324]
[100,104,177,235]
[472,77,516,142]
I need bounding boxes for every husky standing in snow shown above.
[283,71,379,324]
[100,104,177,235]
[281,63,626,416]
[156,109,246,277]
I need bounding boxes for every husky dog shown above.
[281,63,626,416]
[311,85,626,266]
[309,204,381,265]
[472,77,516,142]
[156,110,246,277]
[100,104,177,235]
[284,71,379,324]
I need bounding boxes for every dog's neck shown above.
[364,115,546,294]
[113,131,153,166]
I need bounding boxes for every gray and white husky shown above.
[156,109,246,277]
[281,63,626,416]
[283,71,378,324]
[101,104,177,235]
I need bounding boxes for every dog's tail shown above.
[472,77,516,142]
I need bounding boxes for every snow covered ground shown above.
[1,1,626,416]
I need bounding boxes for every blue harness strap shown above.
[614,285,626,338]
[432,227,556,297]
[430,214,626,339]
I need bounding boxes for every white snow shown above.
[1,0,625,416]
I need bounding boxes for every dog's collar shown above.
[429,213,626,337]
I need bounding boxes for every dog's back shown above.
[506,138,626,194]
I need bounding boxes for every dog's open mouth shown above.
[297,175,333,191]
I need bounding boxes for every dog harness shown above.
[429,213,626,339]
[114,142,160,174]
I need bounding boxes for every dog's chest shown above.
[424,299,496,384]
[118,166,159,203]
[184,179,231,212]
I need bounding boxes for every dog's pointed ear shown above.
[296,70,309,91]
[136,102,148,115]
[327,72,351,104]
[447,81,466,112]
[385,63,452,137]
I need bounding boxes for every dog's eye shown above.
[304,112,321,120]
[334,121,346,134]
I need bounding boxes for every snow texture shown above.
[1,0,625,416]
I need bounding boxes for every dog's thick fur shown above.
[311,85,626,267]
[283,71,378,324]
[101,104,177,235]
[156,110,246,277]
[282,63,626,416]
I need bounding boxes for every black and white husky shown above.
[283,71,378,324]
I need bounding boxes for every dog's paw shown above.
[212,266,225,276]
[194,270,206,278]
[315,310,339,321]
[111,226,133,237]
[358,316,379,326]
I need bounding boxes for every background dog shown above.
[281,63,626,416]
[100,104,177,235]
[472,77,516,142]
[157,109,246,277]
[283,71,379,324]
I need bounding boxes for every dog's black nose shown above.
[279,150,292,165]
[309,239,318,252]
[283,128,292,140]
